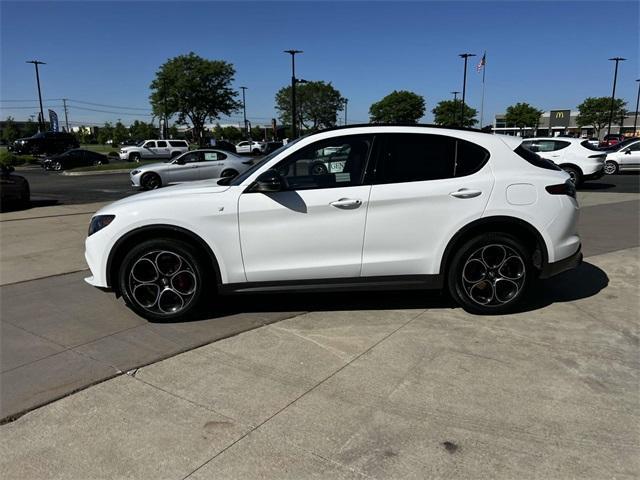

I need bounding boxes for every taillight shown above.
[588,154,606,159]
[546,180,576,198]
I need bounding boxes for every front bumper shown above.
[539,244,582,279]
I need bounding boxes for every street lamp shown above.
[451,91,460,125]
[240,86,248,139]
[607,57,626,137]
[633,79,640,136]
[344,98,348,125]
[284,49,303,138]
[26,60,46,132]
[458,53,475,127]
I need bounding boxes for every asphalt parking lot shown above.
[1,173,639,478]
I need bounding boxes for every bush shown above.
[0,151,20,167]
[107,151,119,157]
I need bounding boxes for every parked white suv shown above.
[119,139,189,162]
[236,140,265,155]
[86,125,582,321]
[520,137,605,185]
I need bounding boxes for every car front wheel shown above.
[141,172,162,190]
[118,239,207,321]
[604,160,619,175]
[447,233,531,315]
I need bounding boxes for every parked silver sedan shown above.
[130,149,253,190]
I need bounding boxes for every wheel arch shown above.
[106,224,222,294]
[439,216,549,277]
[558,163,583,175]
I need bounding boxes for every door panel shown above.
[166,152,201,183]
[238,186,371,281]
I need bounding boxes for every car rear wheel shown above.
[129,153,141,163]
[118,239,207,321]
[447,233,531,315]
[93,159,104,166]
[52,161,63,171]
[220,169,238,178]
[170,151,180,159]
[252,148,261,155]
[141,172,162,190]
[604,160,619,175]
[562,166,581,186]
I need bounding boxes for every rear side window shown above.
[157,141,167,147]
[580,140,601,151]
[374,133,489,184]
[514,145,561,171]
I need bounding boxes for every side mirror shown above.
[174,158,185,165]
[248,169,284,193]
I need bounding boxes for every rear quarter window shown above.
[514,145,561,171]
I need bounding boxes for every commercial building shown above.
[493,109,640,138]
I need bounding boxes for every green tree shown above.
[576,97,627,138]
[112,121,128,146]
[504,102,544,136]
[150,52,241,143]
[21,119,39,138]
[432,100,478,127]
[1,117,20,143]
[275,81,344,133]
[221,126,242,143]
[97,122,114,145]
[369,90,425,123]
[129,120,158,140]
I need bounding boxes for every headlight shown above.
[88,215,115,236]
[131,169,141,175]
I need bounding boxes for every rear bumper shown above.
[583,166,605,181]
[539,244,582,279]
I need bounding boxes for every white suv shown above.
[85,125,582,321]
[119,139,189,162]
[236,140,265,155]
[520,137,605,185]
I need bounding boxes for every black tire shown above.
[447,233,532,315]
[252,148,261,155]
[129,153,141,163]
[118,238,208,322]
[562,166,582,186]
[93,159,103,166]
[604,160,619,175]
[220,169,238,178]
[170,151,180,159]
[309,162,328,175]
[141,172,162,190]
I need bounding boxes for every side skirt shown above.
[219,275,443,295]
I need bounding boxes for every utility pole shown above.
[240,86,248,138]
[62,98,70,132]
[633,79,640,136]
[607,57,626,137]
[344,98,348,125]
[26,60,46,132]
[284,50,302,138]
[451,91,460,125]
[458,53,475,127]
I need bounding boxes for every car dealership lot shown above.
[0,178,639,478]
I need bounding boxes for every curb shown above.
[62,169,131,176]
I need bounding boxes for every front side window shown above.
[523,140,557,152]
[274,135,373,190]
[374,133,488,184]
[627,142,640,152]
[178,152,200,163]
[157,141,167,148]
[144,141,156,148]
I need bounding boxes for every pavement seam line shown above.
[180,309,427,480]
[0,268,89,287]
[0,211,98,222]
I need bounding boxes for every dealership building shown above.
[493,109,640,138]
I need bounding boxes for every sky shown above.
[1,0,638,129]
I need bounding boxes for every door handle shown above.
[450,188,482,199]
[330,198,362,209]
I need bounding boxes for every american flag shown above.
[476,52,486,72]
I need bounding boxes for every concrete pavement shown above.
[1,246,637,479]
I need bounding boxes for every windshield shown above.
[226,138,303,186]
[136,141,146,147]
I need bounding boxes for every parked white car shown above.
[85,125,581,321]
[119,139,189,162]
[520,137,605,185]
[235,140,265,155]
[130,149,253,190]
[603,139,640,174]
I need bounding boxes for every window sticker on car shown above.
[329,161,346,173]
[204,152,218,161]
[335,172,351,183]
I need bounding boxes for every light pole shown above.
[633,79,640,136]
[26,60,46,132]
[607,57,626,137]
[284,49,302,138]
[451,91,460,125]
[344,98,348,125]
[458,53,475,127]
[240,86,248,139]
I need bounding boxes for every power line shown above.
[66,99,151,111]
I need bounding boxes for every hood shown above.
[134,162,169,171]
[98,179,231,212]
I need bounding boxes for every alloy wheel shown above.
[604,161,618,175]
[128,250,198,316]
[461,244,526,307]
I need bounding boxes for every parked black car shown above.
[42,149,109,171]
[0,165,30,207]
[9,131,79,155]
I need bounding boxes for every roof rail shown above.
[311,123,490,135]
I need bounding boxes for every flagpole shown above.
[480,55,486,128]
